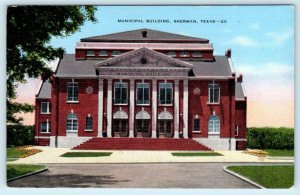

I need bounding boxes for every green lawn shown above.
[7,164,46,180]
[227,165,294,188]
[265,149,294,157]
[172,152,223,156]
[7,147,27,161]
[60,152,112,157]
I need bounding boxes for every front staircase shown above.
[72,138,211,151]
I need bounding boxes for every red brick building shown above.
[35,29,247,150]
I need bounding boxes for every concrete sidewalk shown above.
[8,146,294,164]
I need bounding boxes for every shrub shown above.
[7,125,34,146]
[247,127,294,150]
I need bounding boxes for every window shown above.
[167,51,176,57]
[99,50,108,56]
[208,115,220,134]
[193,118,200,132]
[86,116,93,130]
[235,125,239,136]
[208,83,220,103]
[159,83,172,105]
[112,50,121,56]
[67,81,78,102]
[136,83,150,105]
[86,50,95,56]
[41,102,50,114]
[114,82,128,104]
[192,51,202,57]
[179,51,189,57]
[40,121,51,133]
[66,113,78,132]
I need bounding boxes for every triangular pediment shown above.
[95,47,194,69]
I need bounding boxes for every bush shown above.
[7,125,34,146]
[247,127,294,150]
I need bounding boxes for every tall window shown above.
[41,102,51,114]
[86,116,93,130]
[67,81,78,102]
[235,125,239,136]
[99,50,108,56]
[66,113,78,132]
[86,50,95,56]
[208,115,220,134]
[41,121,51,133]
[114,82,128,104]
[112,50,121,56]
[193,118,200,132]
[159,83,172,104]
[136,83,150,105]
[208,83,220,103]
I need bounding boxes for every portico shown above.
[96,47,190,138]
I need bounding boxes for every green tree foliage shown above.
[7,6,97,124]
[7,125,34,146]
[247,127,294,149]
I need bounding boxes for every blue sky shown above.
[18,5,294,127]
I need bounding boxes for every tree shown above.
[7,6,97,124]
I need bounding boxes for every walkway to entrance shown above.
[72,138,211,150]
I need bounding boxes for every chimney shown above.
[225,48,231,58]
[142,30,147,38]
[237,74,243,82]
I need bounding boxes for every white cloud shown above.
[248,23,260,30]
[230,36,258,47]
[237,62,294,78]
[266,30,293,44]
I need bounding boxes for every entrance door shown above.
[113,119,128,137]
[136,119,150,137]
[158,120,173,138]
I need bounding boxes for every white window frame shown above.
[86,50,95,56]
[235,125,239,136]
[179,51,189,57]
[99,50,108,56]
[66,113,78,132]
[136,82,150,105]
[208,83,220,104]
[114,81,128,105]
[67,80,79,103]
[208,115,220,134]
[112,50,121,56]
[192,51,203,57]
[41,102,50,114]
[167,51,176,57]
[40,120,51,133]
[193,115,200,133]
[85,116,93,131]
[158,82,173,105]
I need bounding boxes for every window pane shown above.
[166,88,172,104]
[121,120,127,132]
[160,88,165,104]
[194,119,200,131]
[121,87,127,103]
[144,88,149,104]
[41,122,47,132]
[41,102,48,113]
[86,117,93,129]
[214,88,220,103]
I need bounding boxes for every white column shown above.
[98,78,103,137]
[183,79,189,138]
[151,80,157,138]
[107,79,112,137]
[129,79,135,137]
[174,80,180,138]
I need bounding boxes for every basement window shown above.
[99,50,108,56]
[86,50,95,56]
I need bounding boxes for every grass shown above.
[227,165,294,188]
[265,149,294,157]
[172,152,223,156]
[6,147,27,161]
[60,152,112,157]
[7,164,46,180]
